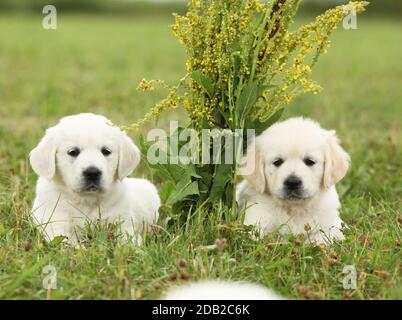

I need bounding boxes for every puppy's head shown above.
[241,118,350,202]
[30,113,140,194]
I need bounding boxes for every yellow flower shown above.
[137,79,153,91]
[130,0,368,131]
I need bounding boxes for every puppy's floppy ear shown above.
[29,128,57,180]
[118,132,140,180]
[239,140,266,193]
[323,130,350,189]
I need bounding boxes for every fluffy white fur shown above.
[163,281,284,300]
[237,117,350,243]
[30,113,160,244]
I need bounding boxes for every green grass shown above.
[0,11,401,299]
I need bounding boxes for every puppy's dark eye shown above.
[304,158,316,166]
[67,148,80,157]
[273,158,284,167]
[101,147,112,156]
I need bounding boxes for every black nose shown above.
[284,175,302,190]
[83,167,102,180]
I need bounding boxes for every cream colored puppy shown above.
[30,113,160,245]
[237,117,350,243]
[163,281,284,300]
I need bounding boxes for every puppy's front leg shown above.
[307,227,345,244]
[34,207,79,245]
[39,220,76,243]
[119,219,142,245]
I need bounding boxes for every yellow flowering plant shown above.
[132,0,368,219]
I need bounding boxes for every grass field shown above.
[0,9,401,299]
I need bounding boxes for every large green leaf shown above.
[213,108,228,127]
[256,107,284,132]
[167,163,201,181]
[201,116,210,129]
[237,81,259,121]
[210,163,232,202]
[243,108,284,152]
[191,70,215,98]
[139,133,201,183]
[259,84,277,101]
[49,235,66,246]
[158,182,175,203]
[166,175,199,205]
[230,40,242,53]
[245,107,284,136]
[196,164,213,196]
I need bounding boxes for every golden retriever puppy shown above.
[237,117,350,243]
[30,113,160,245]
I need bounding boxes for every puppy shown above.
[237,117,350,243]
[163,281,284,300]
[30,113,160,244]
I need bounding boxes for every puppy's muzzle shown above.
[283,175,304,200]
[284,175,302,190]
[82,166,102,192]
